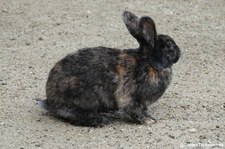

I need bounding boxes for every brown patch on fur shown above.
[116,52,136,77]
[143,21,154,30]
[58,77,79,92]
[115,52,137,109]
[116,64,126,77]
[121,52,137,66]
[148,67,159,84]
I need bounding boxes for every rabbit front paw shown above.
[143,117,157,125]
[128,109,157,125]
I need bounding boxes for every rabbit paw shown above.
[89,116,111,128]
[143,118,157,125]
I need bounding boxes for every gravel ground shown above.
[0,0,225,148]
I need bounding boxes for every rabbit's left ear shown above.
[139,17,157,48]
[122,11,141,41]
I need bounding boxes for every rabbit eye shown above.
[167,41,174,47]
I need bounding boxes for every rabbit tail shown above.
[38,100,48,110]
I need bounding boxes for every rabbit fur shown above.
[41,11,180,127]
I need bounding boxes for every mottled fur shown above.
[42,11,180,127]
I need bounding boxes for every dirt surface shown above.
[1,0,225,148]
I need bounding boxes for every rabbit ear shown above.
[122,11,141,41]
[122,11,157,51]
[139,17,157,48]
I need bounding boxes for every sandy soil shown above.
[1,0,225,148]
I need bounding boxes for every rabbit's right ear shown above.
[122,11,141,41]
[139,17,157,48]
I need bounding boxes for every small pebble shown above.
[9,38,16,41]
[2,9,8,13]
[87,128,94,133]
[1,82,7,85]
[189,128,196,133]
[168,135,175,139]
[25,42,31,46]
[35,144,41,147]
[222,104,225,109]
[38,37,43,41]
[199,135,206,139]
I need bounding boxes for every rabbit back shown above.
[46,47,122,113]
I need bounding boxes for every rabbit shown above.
[40,11,180,127]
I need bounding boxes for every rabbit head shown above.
[154,34,180,68]
[122,11,180,69]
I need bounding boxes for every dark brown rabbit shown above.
[40,11,180,127]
